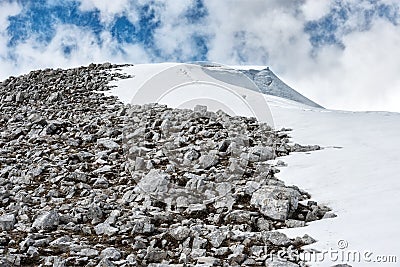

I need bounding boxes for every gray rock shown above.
[144,247,167,262]
[224,210,252,224]
[218,140,231,152]
[248,146,275,161]
[94,166,112,174]
[256,218,271,231]
[132,217,154,234]
[250,245,266,257]
[97,258,115,267]
[190,248,206,258]
[184,149,200,162]
[160,119,172,133]
[262,232,291,247]
[135,157,145,171]
[285,219,305,228]
[228,159,245,174]
[79,248,99,257]
[32,210,60,230]
[0,259,14,267]
[305,210,319,222]
[101,62,112,68]
[94,223,118,236]
[193,105,207,114]
[2,256,19,266]
[185,204,207,215]
[176,196,190,208]
[126,254,137,265]
[87,203,103,223]
[170,226,191,241]
[300,234,316,245]
[323,212,337,219]
[104,210,120,225]
[0,214,16,231]
[245,181,261,194]
[97,138,120,150]
[27,246,39,257]
[0,65,327,266]
[15,92,25,103]
[136,169,170,194]
[192,236,208,249]
[208,230,227,248]
[198,153,219,169]
[196,256,220,266]
[120,190,136,204]
[49,236,72,251]
[48,92,61,102]
[265,258,299,267]
[242,258,257,265]
[53,257,66,267]
[212,247,229,256]
[100,247,121,260]
[251,185,300,221]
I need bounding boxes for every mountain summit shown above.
[239,67,323,108]
[191,62,323,109]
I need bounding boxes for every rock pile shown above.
[0,63,334,266]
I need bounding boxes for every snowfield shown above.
[269,98,400,267]
[109,63,400,266]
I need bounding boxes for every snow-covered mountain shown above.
[108,63,400,267]
[1,62,397,266]
[238,67,323,109]
[189,62,323,109]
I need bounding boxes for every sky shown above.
[1,0,400,112]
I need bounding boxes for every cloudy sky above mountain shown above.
[1,0,400,112]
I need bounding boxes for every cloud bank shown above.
[1,0,400,112]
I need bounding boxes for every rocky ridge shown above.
[0,63,334,266]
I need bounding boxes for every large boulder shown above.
[32,210,60,231]
[0,214,16,231]
[251,185,300,221]
[248,146,275,162]
[136,169,170,195]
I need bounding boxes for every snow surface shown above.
[269,98,400,266]
[108,63,400,266]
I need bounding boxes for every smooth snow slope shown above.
[269,99,400,267]
[108,64,400,267]
[107,63,276,124]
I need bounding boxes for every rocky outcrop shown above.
[0,63,332,266]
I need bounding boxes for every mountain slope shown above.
[192,62,323,108]
[0,63,330,267]
[109,63,400,267]
[238,67,323,109]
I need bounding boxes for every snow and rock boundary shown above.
[0,63,334,266]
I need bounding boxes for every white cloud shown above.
[151,0,207,60]
[0,1,21,78]
[291,18,400,112]
[301,0,332,21]
[4,23,150,79]
[2,0,400,112]
[0,2,20,31]
[202,0,400,112]
[204,1,311,71]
